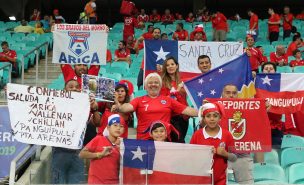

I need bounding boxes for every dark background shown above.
[0,0,303,26]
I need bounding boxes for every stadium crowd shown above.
[1,0,304,184]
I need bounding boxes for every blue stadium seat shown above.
[107,66,129,76]
[253,163,286,183]
[276,66,292,73]
[281,135,304,149]
[293,66,304,73]
[111,62,129,70]
[288,163,304,184]
[103,72,122,81]
[281,147,304,181]
[134,89,147,98]
[264,149,280,165]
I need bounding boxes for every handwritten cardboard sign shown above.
[6,83,90,149]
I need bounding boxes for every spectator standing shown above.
[52,9,65,23]
[268,8,280,44]
[282,6,294,40]
[84,0,97,24]
[30,9,40,21]
[247,9,259,41]
[123,12,141,42]
[211,11,228,41]
[40,15,51,32]
[245,35,263,75]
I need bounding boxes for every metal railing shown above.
[0,62,12,84]
[9,145,41,185]
[21,42,49,85]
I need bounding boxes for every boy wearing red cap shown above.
[79,114,125,184]
[148,120,180,142]
[190,103,236,185]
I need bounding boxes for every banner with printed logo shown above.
[6,83,90,149]
[207,98,271,152]
[52,24,108,65]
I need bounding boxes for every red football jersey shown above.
[85,136,120,184]
[282,13,293,30]
[114,49,130,59]
[249,13,259,30]
[245,47,263,71]
[190,127,234,185]
[172,30,189,41]
[268,14,280,32]
[269,52,288,65]
[130,95,187,140]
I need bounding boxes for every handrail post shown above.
[35,50,39,86]
[21,56,25,84]
[9,145,32,185]
[45,43,48,81]
[8,63,12,83]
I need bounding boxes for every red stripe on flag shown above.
[255,89,304,114]
[122,167,212,184]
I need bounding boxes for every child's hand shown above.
[216,146,228,157]
[101,146,112,157]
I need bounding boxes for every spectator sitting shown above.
[175,12,183,20]
[290,49,304,68]
[114,40,131,65]
[161,33,168,40]
[52,9,65,23]
[256,46,268,63]
[286,35,302,56]
[34,21,45,34]
[40,15,51,32]
[296,9,304,20]
[270,45,288,66]
[30,9,40,21]
[185,12,195,23]
[192,27,207,41]
[142,25,154,40]
[0,41,18,77]
[14,20,34,33]
[196,9,204,21]
[137,9,149,23]
[106,49,112,63]
[172,23,189,41]
[126,36,137,54]
[149,9,161,23]
[202,9,211,22]
[161,9,175,25]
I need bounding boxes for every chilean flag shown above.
[144,40,243,81]
[255,73,304,114]
[120,139,213,184]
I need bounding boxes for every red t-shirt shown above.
[186,17,195,23]
[137,14,149,22]
[60,64,100,88]
[269,52,288,65]
[261,55,268,63]
[161,14,175,23]
[142,32,153,40]
[172,30,189,41]
[149,14,161,22]
[290,59,304,67]
[296,13,304,20]
[268,14,280,32]
[123,16,138,35]
[286,41,299,56]
[282,13,293,30]
[106,49,112,62]
[114,49,130,59]
[130,95,187,140]
[249,14,259,30]
[190,128,234,185]
[0,50,17,66]
[212,13,227,31]
[245,47,263,71]
[85,136,120,184]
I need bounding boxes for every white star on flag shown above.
[131,146,147,162]
[218,68,224,74]
[198,78,204,84]
[209,78,212,81]
[261,75,273,86]
[153,46,170,62]
[197,92,203,97]
[210,89,216,95]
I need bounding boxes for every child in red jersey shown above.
[190,103,236,185]
[79,114,125,184]
[148,120,180,142]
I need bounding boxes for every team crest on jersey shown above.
[68,32,90,56]
[228,111,246,140]
[160,100,167,104]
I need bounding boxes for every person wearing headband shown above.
[79,114,124,184]
[191,102,236,185]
